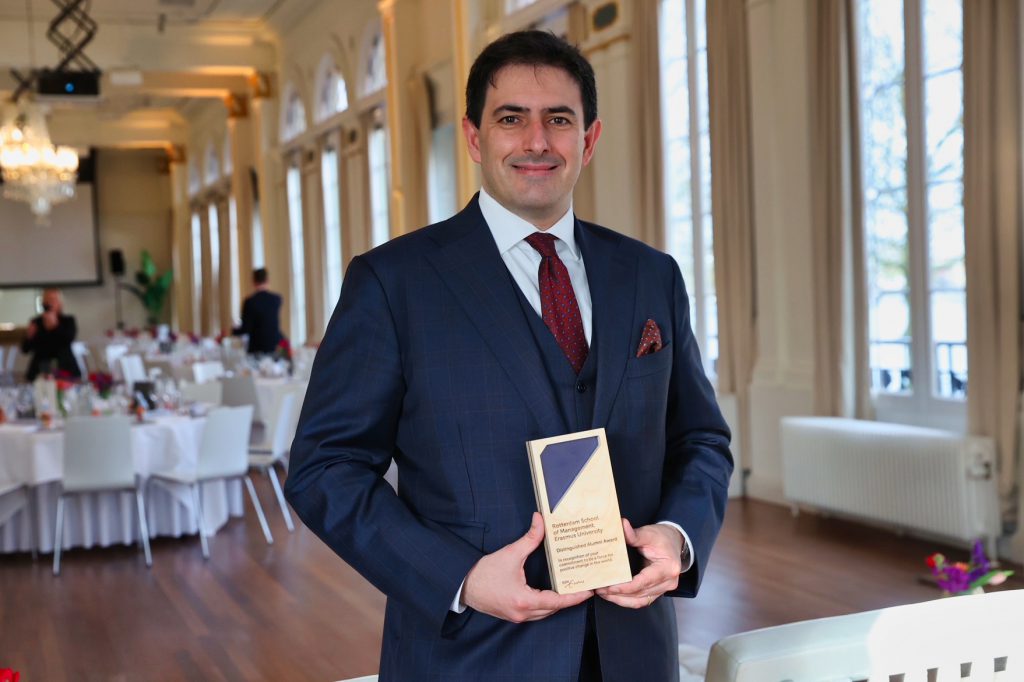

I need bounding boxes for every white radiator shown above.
[780,417,999,549]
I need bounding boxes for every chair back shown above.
[705,589,1024,682]
[197,406,254,481]
[266,392,296,460]
[119,354,147,386]
[71,341,90,377]
[62,416,135,493]
[179,380,223,406]
[192,361,225,384]
[104,343,129,378]
[221,374,258,409]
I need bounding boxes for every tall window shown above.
[191,211,203,330]
[321,146,344,321]
[286,163,307,344]
[281,85,308,143]
[207,203,221,333]
[316,56,350,123]
[228,197,240,323]
[252,200,265,270]
[368,116,391,247]
[428,123,457,223]
[857,0,966,422]
[659,0,717,378]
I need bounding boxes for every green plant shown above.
[123,250,173,325]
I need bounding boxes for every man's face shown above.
[42,291,61,313]
[463,64,602,229]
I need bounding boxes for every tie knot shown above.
[525,232,559,258]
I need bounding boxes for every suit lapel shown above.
[425,198,567,437]
[577,220,637,429]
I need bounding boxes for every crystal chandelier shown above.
[0,99,78,220]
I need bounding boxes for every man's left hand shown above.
[595,519,682,609]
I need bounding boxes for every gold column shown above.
[167,147,192,332]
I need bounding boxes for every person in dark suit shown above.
[22,288,80,382]
[234,268,285,355]
[285,30,732,682]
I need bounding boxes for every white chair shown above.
[70,341,90,378]
[249,392,295,532]
[221,374,259,410]
[119,354,148,387]
[705,589,1024,681]
[54,416,151,575]
[179,380,223,406]
[104,343,129,379]
[0,480,34,558]
[192,361,225,384]
[149,406,272,557]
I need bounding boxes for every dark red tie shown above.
[525,233,589,374]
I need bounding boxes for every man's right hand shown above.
[461,512,592,623]
[25,322,37,339]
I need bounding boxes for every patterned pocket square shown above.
[636,319,664,357]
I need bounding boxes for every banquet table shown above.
[0,413,243,554]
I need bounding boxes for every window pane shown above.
[286,165,306,344]
[924,71,963,182]
[228,198,240,325]
[923,0,962,75]
[931,289,966,398]
[252,201,265,270]
[859,0,912,394]
[207,204,220,333]
[322,147,343,323]
[369,124,391,247]
[428,123,458,223]
[191,212,203,330]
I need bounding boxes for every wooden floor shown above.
[1,482,1019,680]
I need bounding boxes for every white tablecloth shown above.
[0,414,243,553]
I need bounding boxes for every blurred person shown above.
[22,288,80,381]
[234,268,286,355]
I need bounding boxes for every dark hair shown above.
[465,30,597,130]
[253,268,268,285]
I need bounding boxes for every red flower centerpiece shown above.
[926,540,1013,596]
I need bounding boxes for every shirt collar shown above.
[479,187,580,261]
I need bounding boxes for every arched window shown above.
[360,26,387,97]
[188,158,201,196]
[281,83,308,142]
[223,130,233,177]
[315,54,350,122]
[205,141,221,186]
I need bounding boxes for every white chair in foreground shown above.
[149,405,271,557]
[179,380,223,406]
[192,360,225,384]
[54,416,151,575]
[705,589,1024,682]
[249,392,295,532]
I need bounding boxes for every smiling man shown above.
[286,30,733,682]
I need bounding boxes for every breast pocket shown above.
[625,343,673,378]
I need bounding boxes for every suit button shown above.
[575,382,588,393]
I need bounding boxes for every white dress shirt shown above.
[450,189,693,613]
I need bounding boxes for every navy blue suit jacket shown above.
[235,289,284,355]
[285,197,732,682]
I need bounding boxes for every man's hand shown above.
[25,322,37,340]
[596,519,682,609]
[462,512,593,623]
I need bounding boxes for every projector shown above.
[35,69,101,99]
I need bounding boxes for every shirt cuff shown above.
[656,520,695,573]
[450,578,468,613]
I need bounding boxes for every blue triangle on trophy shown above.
[540,436,600,513]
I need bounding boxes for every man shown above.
[234,268,285,355]
[285,30,732,682]
[22,288,80,381]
